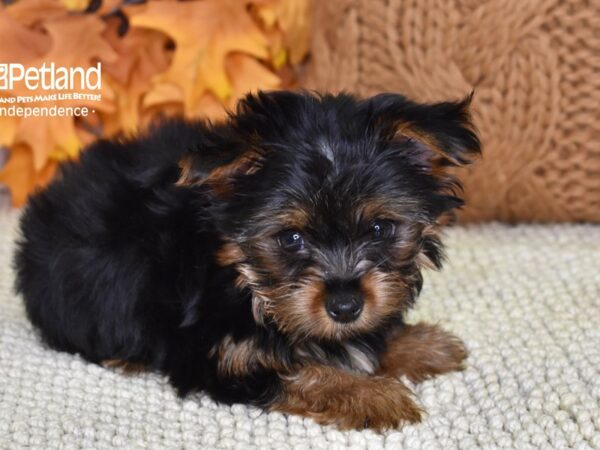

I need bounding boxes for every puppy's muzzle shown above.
[325,281,364,323]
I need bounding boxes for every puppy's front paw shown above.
[273,367,422,431]
[336,377,422,431]
[379,323,468,383]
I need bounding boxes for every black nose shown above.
[325,285,364,323]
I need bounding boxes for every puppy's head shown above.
[180,91,481,342]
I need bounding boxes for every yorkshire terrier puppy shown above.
[15,91,480,430]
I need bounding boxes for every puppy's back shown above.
[14,119,212,363]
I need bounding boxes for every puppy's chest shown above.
[210,331,385,377]
[294,341,380,374]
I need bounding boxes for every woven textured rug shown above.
[1,210,599,449]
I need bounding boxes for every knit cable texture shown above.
[302,0,600,222]
[0,211,599,449]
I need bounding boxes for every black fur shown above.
[15,91,480,410]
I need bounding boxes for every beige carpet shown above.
[1,210,599,449]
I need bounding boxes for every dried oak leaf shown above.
[226,52,280,101]
[59,0,89,11]
[143,54,281,121]
[256,0,311,65]
[128,0,270,112]
[0,7,53,205]
[5,0,67,29]
[0,9,46,146]
[0,7,51,60]
[101,16,172,133]
[272,0,310,65]
[0,144,57,207]
[203,52,281,118]
[11,14,118,170]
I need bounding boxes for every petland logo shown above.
[0,63,102,118]
[0,62,102,91]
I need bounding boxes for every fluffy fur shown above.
[15,91,481,430]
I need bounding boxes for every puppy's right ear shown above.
[177,147,263,197]
[364,93,481,167]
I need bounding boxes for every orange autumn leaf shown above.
[0,6,52,205]
[146,55,281,120]
[0,7,50,61]
[0,0,310,207]
[187,93,230,121]
[256,0,311,65]
[0,116,18,148]
[16,115,80,164]
[128,0,270,110]
[0,144,57,206]
[59,0,122,13]
[11,14,118,170]
[74,110,104,146]
[58,0,88,11]
[144,84,228,122]
[139,102,183,130]
[0,7,50,120]
[5,0,67,29]
[226,53,281,98]
[102,17,172,132]
[102,18,171,87]
[272,0,310,65]
[0,146,34,207]
[143,82,183,109]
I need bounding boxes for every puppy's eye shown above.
[371,220,395,239]
[277,230,305,252]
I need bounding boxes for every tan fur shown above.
[102,360,148,375]
[358,197,415,224]
[211,199,447,349]
[271,365,422,430]
[273,207,311,230]
[360,269,411,317]
[176,154,198,186]
[177,151,262,196]
[210,335,291,377]
[263,277,329,339]
[212,335,256,376]
[396,126,469,166]
[415,223,443,269]
[378,322,468,383]
[256,268,411,342]
[215,242,245,267]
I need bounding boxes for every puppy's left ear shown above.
[365,93,481,167]
[176,123,264,196]
[178,149,263,196]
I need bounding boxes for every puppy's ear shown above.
[177,149,263,196]
[365,93,481,167]
[175,122,264,196]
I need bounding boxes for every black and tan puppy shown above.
[15,91,480,430]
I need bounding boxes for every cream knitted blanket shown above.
[1,211,599,449]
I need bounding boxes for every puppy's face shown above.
[182,92,480,342]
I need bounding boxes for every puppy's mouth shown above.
[253,269,410,342]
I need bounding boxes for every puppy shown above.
[15,91,480,430]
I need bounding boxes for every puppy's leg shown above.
[271,365,422,430]
[378,323,467,383]
[102,359,149,375]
